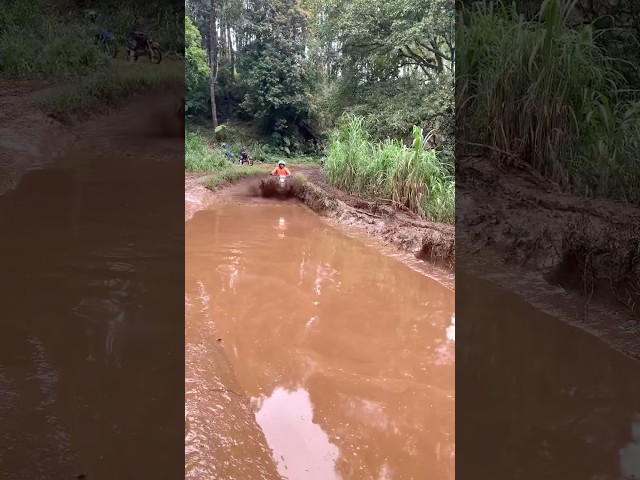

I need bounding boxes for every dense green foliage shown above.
[185,0,454,146]
[308,0,454,142]
[0,0,106,77]
[237,0,312,133]
[458,0,640,202]
[185,15,211,115]
[185,130,228,171]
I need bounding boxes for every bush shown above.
[324,114,454,222]
[185,130,228,172]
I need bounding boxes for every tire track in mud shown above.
[185,282,281,480]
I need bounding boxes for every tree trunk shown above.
[228,23,235,80]
[209,0,219,128]
[220,16,227,61]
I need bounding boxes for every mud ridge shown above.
[296,174,455,270]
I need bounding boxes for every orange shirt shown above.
[272,166,291,176]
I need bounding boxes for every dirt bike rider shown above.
[222,143,233,161]
[88,10,99,25]
[129,17,148,52]
[88,10,113,45]
[272,161,291,176]
[239,146,249,164]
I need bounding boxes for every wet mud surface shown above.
[0,81,76,194]
[0,84,185,479]
[457,155,640,357]
[185,201,455,479]
[457,271,640,480]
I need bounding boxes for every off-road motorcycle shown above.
[127,33,162,64]
[239,154,254,165]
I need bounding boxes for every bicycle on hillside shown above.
[96,28,118,58]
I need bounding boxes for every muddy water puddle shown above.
[185,202,455,479]
[457,272,640,480]
[0,142,184,477]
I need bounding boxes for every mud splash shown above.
[185,201,455,479]
[457,271,640,480]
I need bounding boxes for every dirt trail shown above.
[0,72,184,193]
[185,194,454,479]
[457,155,640,359]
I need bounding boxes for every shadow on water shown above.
[0,92,184,479]
[456,271,640,480]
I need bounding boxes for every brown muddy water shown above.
[0,102,184,477]
[185,201,455,480]
[456,271,640,480]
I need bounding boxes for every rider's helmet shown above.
[221,143,227,148]
[278,161,286,166]
[88,10,98,23]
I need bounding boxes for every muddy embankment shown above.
[457,155,640,358]
[298,168,455,270]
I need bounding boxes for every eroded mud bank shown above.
[457,155,640,359]
[297,178,455,270]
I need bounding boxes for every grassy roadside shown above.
[186,123,320,198]
[186,128,273,189]
[36,61,183,121]
[186,122,321,171]
[200,166,265,189]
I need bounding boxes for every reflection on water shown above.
[185,202,455,479]
[620,416,640,479]
[457,271,640,480]
[253,387,340,479]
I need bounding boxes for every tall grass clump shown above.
[324,114,454,222]
[457,0,640,202]
[185,131,228,172]
[0,0,106,77]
